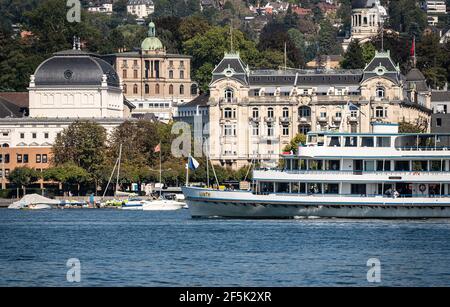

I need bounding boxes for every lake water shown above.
[0,209,450,286]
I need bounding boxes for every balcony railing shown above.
[279,117,291,123]
[219,98,238,104]
[316,116,328,122]
[298,116,311,123]
[249,117,260,122]
[348,116,358,122]
[332,116,342,122]
[264,116,276,123]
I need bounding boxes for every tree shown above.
[341,40,365,69]
[8,167,40,197]
[318,19,342,56]
[52,121,107,190]
[361,42,376,64]
[283,134,307,154]
[399,121,427,133]
[43,164,90,195]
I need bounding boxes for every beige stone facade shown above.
[208,52,432,170]
[103,23,197,121]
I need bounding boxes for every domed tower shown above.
[141,22,165,55]
[29,47,126,118]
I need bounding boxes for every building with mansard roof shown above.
[208,51,432,169]
[0,43,134,189]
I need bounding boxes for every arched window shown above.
[252,108,259,118]
[2,143,9,148]
[282,107,289,118]
[169,84,173,95]
[224,88,234,102]
[133,84,138,94]
[123,84,127,94]
[224,107,233,118]
[298,106,311,118]
[376,86,385,98]
[145,84,150,94]
[155,84,160,94]
[191,84,198,95]
[180,84,184,95]
[267,107,274,118]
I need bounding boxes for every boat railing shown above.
[257,192,450,199]
[254,168,450,175]
[396,146,450,151]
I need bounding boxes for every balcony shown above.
[348,116,358,122]
[219,98,238,104]
[249,117,260,123]
[279,117,291,123]
[297,116,311,123]
[264,116,276,123]
[316,116,328,123]
[332,116,342,122]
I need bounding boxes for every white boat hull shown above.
[27,204,53,210]
[182,187,450,219]
[142,200,184,211]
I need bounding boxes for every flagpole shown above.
[186,155,190,187]
[159,141,162,198]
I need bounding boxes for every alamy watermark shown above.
[366,258,381,283]
[66,0,81,23]
[66,258,81,283]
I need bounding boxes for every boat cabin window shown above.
[308,183,322,194]
[344,136,358,147]
[327,160,340,170]
[412,161,428,171]
[376,160,391,171]
[361,137,374,147]
[276,182,290,193]
[394,161,410,171]
[260,182,274,193]
[376,137,391,147]
[291,182,306,194]
[328,136,341,147]
[308,134,318,144]
[364,161,375,171]
[323,183,339,194]
[351,184,366,195]
[430,160,443,171]
[309,160,323,170]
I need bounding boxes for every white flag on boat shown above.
[188,156,200,171]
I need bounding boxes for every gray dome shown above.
[34,49,120,88]
[352,0,376,9]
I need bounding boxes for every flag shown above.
[348,102,359,111]
[154,143,161,153]
[410,36,415,57]
[188,156,200,171]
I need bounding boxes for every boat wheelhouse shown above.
[182,123,450,218]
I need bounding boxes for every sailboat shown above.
[142,142,184,211]
[101,144,150,210]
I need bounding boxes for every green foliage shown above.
[8,167,40,189]
[341,40,365,69]
[398,121,427,133]
[283,134,307,154]
[52,121,107,178]
[388,0,427,36]
[361,43,376,65]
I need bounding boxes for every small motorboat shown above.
[8,194,60,210]
[142,194,185,211]
[120,198,151,210]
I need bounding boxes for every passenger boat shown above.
[183,123,450,219]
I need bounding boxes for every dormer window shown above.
[376,86,385,98]
[375,66,386,76]
[224,88,234,102]
[224,68,234,77]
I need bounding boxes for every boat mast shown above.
[115,144,122,197]
[159,141,162,198]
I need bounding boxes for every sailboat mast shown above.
[159,141,162,198]
[115,144,122,196]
